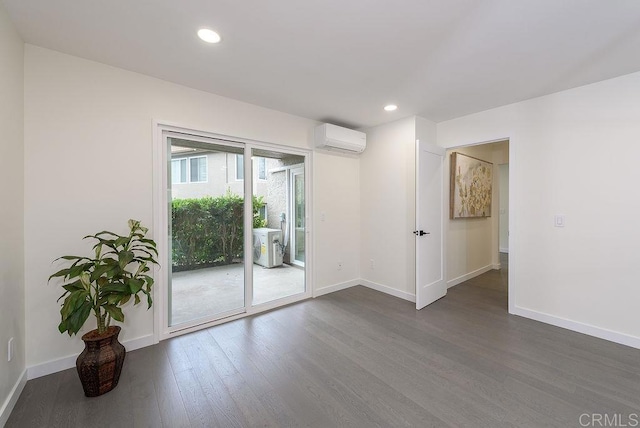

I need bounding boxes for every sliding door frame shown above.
[153,121,313,342]
[289,166,305,267]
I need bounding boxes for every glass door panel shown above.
[168,137,245,326]
[251,149,306,305]
[291,167,305,266]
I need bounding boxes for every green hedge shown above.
[171,191,267,270]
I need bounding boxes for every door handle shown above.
[413,230,430,236]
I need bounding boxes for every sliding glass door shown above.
[168,137,246,326]
[251,149,306,306]
[162,131,309,333]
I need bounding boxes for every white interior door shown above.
[415,139,446,310]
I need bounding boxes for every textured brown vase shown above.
[76,325,126,397]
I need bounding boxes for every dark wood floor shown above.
[8,256,640,427]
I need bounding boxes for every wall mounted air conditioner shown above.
[314,123,366,153]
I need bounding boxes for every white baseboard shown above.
[492,263,501,270]
[313,279,359,297]
[0,369,27,427]
[360,280,416,303]
[447,264,494,289]
[499,247,509,253]
[27,334,155,380]
[512,306,640,350]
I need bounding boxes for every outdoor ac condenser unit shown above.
[253,228,283,268]
[314,123,366,153]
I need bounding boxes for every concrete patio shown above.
[170,262,305,325]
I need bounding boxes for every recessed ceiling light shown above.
[197,28,221,44]
[384,104,398,112]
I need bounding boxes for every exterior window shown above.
[258,204,267,221]
[171,156,207,183]
[258,157,266,180]
[236,154,244,180]
[190,156,207,182]
[171,159,187,184]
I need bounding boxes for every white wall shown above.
[438,71,640,347]
[0,5,26,424]
[24,45,361,371]
[313,152,361,294]
[360,116,419,300]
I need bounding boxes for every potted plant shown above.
[49,219,159,397]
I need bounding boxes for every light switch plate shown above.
[554,215,565,227]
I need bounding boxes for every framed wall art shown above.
[450,152,493,219]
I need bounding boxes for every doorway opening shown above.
[444,139,510,307]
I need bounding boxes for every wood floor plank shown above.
[192,329,283,427]
[45,369,82,428]
[112,345,165,428]
[129,378,163,428]
[5,370,61,427]
[179,331,249,428]
[239,318,384,428]
[148,344,191,428]
[213,332,312,427]
[228,329,339,427]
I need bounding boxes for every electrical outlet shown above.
[337,261,343,271]
[370,259,374,270]
[8,337,14,362]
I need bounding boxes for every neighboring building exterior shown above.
[170,149,269,200]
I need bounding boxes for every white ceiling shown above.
[4,0,640,128]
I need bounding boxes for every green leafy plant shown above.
[171,192,267,270]
[50,219,159,336]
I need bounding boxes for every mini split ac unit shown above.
[314,123,366,153]
[253,228,283,268]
